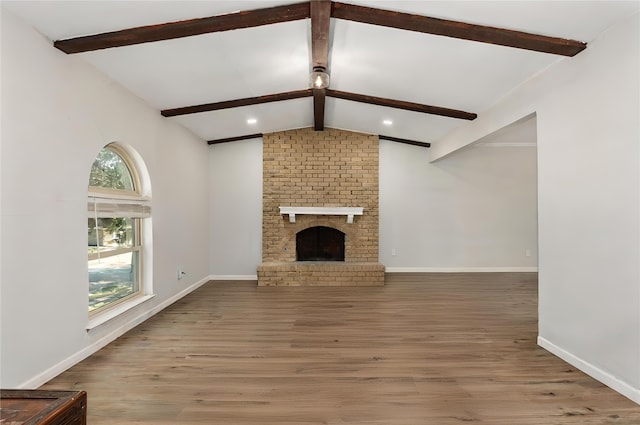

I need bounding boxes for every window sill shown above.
[86,294,155,331]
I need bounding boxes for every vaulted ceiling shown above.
[3,1,639,148]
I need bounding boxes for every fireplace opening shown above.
[296,226,345,261]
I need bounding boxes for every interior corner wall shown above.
[431,12,640,403]
[208,138,263,277]
[1,9,211,388]
[380,142,538,271]
[536,13,640,403]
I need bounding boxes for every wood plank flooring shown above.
[41,273,640,424]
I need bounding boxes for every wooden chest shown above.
[0,390,87,425]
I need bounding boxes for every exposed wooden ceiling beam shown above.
[379,135,431,148]
[208,133,431,147]
[313,88,326,131]
[208,133,264,145]
[162,88,474,120]
[161,89,312,117]
[54,2,311,54]
[311,0,332,131]
[327,89,477,120]
[331,2,586,57]
[163,88,475,120]
[54,1,587,57]
[311,0,331,70]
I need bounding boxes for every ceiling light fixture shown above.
[383,119,393,125]
[247,118,257,124]
[309,66,330,89]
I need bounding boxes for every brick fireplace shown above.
[257,127,385,286]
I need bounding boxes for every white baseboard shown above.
[209,274,258,280]
[19,275,214,389]
[538,336,640,405]
[385,267,538,273]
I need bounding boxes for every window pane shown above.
[89,251,140,312]
[89,148,134,191]
[88,217,135,255]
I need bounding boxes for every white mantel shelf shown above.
[279,206,364,224]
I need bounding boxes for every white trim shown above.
[279,206,364,224]
[476,142,537,148]
[538,336,640,405]
[87,294,155,330]
[18,275,213,389]
[87,191,151,202]
[209,275,258,281]
[88,245,139,262]
[385,267,538,273]
[88,196,151,218]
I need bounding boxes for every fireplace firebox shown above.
[296,226,345,261]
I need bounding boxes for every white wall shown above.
[433,12,640,403]
[0,9,211,388]
[207,136,538,274]
[380,141,538,271]
[209,139,263,277]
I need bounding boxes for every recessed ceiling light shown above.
[247,118,257,125]
[383,119,393,126]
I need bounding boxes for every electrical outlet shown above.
[177,267,186,280]
[525,249,531,257]
[391,248,397,256]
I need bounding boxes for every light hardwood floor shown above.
[41,273,640,424]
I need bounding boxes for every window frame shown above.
[88,144,150,318]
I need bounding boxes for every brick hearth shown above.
[258,127,385,286]
[257,262,385,286]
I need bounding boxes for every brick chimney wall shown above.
[258,127,384,286]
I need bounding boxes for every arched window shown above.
[88,144,150,315]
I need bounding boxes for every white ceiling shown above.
[3,1,639,145]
